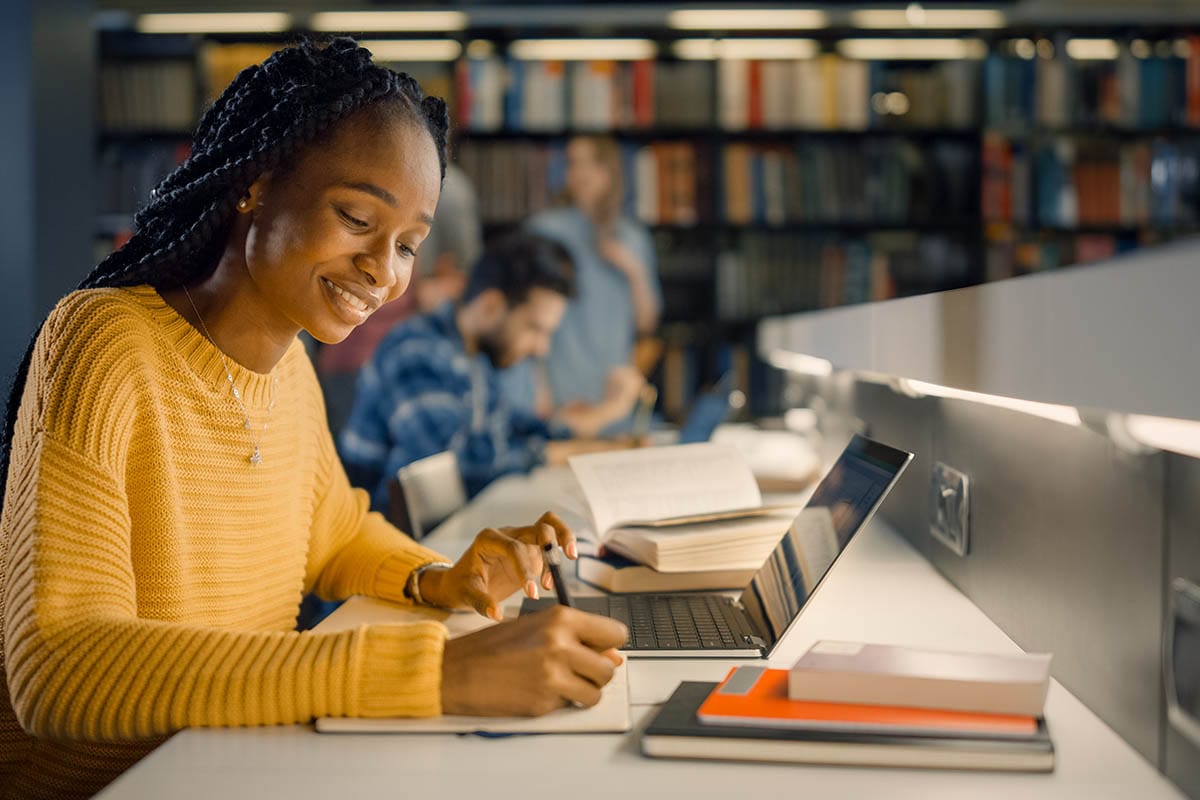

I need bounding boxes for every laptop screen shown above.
[738,434,913,650]
[678,372,735,444]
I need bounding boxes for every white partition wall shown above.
[759,238,1200,422]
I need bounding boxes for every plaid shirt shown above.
[338,303,568,509]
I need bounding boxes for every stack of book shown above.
[642,641,1055,772]
[568,443,806,593]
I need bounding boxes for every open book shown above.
[568,443,799,573]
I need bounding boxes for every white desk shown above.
[97,468,1185,800]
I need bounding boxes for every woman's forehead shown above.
[299,116,438,187]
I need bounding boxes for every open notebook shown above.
[312,596,631,735]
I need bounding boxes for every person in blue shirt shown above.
[501,135,660,433]
[339,232,627,510]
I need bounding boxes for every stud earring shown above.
[237,197,250,211]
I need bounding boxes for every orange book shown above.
[656,143,672,224]
[747,60,764,130]
[1188,35,1200,128]
[633,60,655,128]
[698,667,1039,739]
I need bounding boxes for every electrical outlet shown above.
[930,462,970,556]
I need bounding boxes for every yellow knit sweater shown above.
[0,286,452,800]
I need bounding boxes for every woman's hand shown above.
[441,605,628,716]
[419,511,576,621]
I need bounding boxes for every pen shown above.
[542,542,574,608]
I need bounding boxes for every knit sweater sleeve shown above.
[0,297,449,743]
[304,413,452,604]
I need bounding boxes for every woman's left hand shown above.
[419,511,577,621]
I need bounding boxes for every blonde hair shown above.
[563,134,624,226]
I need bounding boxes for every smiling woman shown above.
[163,105,443,366]
[0,38,625,800]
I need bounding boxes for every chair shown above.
[388,451,467,540]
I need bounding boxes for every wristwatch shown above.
[404,562,453,607]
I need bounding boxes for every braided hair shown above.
[0,37,449,497]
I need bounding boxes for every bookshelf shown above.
[92,27,1200,418]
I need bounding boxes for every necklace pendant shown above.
[250,447,262,466]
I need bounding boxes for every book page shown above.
[568,443,763,538]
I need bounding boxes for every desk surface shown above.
[97,468,1184,800]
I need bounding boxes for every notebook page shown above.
[568,443,762,538]
[316,659,630,734]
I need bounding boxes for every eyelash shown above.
[337,207,368,229]
[337,207,416,259]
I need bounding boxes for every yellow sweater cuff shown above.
[353,622,448,718]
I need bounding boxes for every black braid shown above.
[0,37,450,501]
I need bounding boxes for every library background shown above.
[63,0,1199,425]
[3,2,1200,799]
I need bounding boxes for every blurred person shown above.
[339,232,631,511]
[410,161,481,312]
[502,134,661,433]
[0,40,625,800]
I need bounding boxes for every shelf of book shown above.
[91,30,1200,419]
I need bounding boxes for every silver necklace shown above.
[182,285,278,466]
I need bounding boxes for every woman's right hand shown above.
[440,606,628,717]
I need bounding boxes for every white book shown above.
[718,59,749,131]
[635,145,659,224]
[792,59,824,129]
[471,57,505,132]
[836,59,870,131]
[788,641,1052,717]
[761,60,792,130]
[568,444,799,572]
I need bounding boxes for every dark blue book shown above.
[503,56,524,130]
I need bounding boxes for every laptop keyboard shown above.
[604,595,743,650]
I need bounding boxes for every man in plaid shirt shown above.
[340,233,616,511]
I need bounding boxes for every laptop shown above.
[677,371,737,445]
[521,434,913,658]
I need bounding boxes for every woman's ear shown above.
[239,175,270,213]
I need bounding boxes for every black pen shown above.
[542,542,574,607]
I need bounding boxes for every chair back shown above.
[392,451,467,539]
